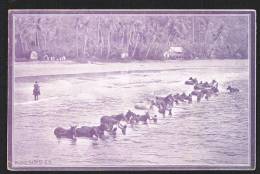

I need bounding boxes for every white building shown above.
[169,46,183,53]
[163,46,184,59]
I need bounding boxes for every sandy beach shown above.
[14,59,248,78]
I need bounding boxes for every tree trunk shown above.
[127,27,133,55]
[97,17,103,58]
[36,30,40,49]
[35,31,37,47]
[145,35,156,58]
[121,29,125,49]
[132,33,139,58]
[192,16,195,43]
[100,31,104,58]
[153,42,160,59]
[106,31,111,59]
[76,25,79,58]
[166,35,171,47]
[19,33,24,53]
[83,35,87,56]
[44,33,47,50]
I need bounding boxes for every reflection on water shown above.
[12,61,249,167]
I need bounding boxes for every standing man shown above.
[33,81,40,101]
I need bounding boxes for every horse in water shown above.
[185,77,198,85]
[200,86,219,100]
[208,80,218,88]
[54,125,77,139]
[179,92,192,103]
[155,94,175,117]
[135,112,157,124]
[125,110,138,126]
[227,86,239,93]
[191,90,205,102]
[75,125,106,140]
[33,81,40,101]
[100,113,127,136]
[173,93,185,103]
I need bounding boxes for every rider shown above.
[33,81,40,101]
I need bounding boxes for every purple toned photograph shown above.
[8,10,256,171]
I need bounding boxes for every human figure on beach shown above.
[33,81,40,101]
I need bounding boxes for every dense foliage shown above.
[14,15,248,61]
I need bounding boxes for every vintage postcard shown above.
[8,10,256,171]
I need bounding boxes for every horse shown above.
[135,112,157,124]
[155,94,174,117]
[227,86,239,93]
[125,110,138,126]
[200,86,219,100]
[54,125,77,139]
[208,80,218,88]
[75,125,105,140]
[194,83,205,90]
[179,92,187,100]
[100,114,127,135]
[191,90,205,102]
[180,92,192,103]
[201,82,211,88]
[211,86,219,93]
[200,88,214,100]
[173,93,185,103]
[185,77,198,85]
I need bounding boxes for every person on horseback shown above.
[33,81,40,101]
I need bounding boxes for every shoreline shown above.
[14,59,248,78]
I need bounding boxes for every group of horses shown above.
[53,110,158,141]
[53,77,239,142]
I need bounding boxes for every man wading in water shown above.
[33,81,40,101]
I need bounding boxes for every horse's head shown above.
[118,120,127,135]
[166,94,173,101]
[70,125,77,139]
[119,113,127,121]
[149,113,158,123]
[212,87,219,93]
[126,110,138,124]
[125,110,135,119]
[93,125,105,138]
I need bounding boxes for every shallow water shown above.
[12,59,250,167]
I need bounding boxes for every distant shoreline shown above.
[14,59,248,79]
[14,57,247,63]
